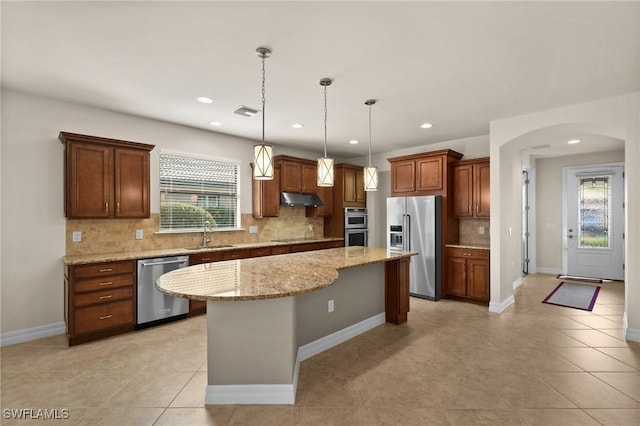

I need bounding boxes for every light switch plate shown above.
[72,231,82,242]
[249,226,258,234]
[479,226,485,235]
[135,229,143,240]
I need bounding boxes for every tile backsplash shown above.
[458,218,490,246]
[66,207,324,256]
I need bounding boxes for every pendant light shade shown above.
[253,46,274,180]
[364,99,378,191]
[317,78,334,187]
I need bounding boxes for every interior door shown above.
[565,165,624,280]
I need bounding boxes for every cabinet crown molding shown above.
[59,132,155,151]
[387,149,463,163]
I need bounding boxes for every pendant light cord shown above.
[368,103,372,166]
[323,85,328,158]
[261,54,266,144]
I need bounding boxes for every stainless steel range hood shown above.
[280,192,324,207]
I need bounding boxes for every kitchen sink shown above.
[185,245,234,250]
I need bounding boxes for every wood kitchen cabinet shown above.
[251,163,280,218]
[446,247,489,303]
[388,149,463,197]
[279,157,316,193]
[452,158,490,218]
[59,132,154,219]
[65,260,136,345]
[385,257,410,324]
[323,163,367,239]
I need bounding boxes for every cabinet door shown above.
[391,160,416,194]
[343,167,357,203]
[355,167,366,203]
[281,160,301,192]
[68,143,112,218]
[301,163,317,193]
[447,256,467,297]
[474,162,491,217]
[315,184,333,216]
[252,165,280,218]
[468,259,489,301]
[453,164,473,217]
[114,148,150,218]
[416,156,443,192]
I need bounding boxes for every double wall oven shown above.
[344,208,368,247]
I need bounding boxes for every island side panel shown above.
[207,297,296,385]
[295,262,385,347]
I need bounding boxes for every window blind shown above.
[159,153,239,230]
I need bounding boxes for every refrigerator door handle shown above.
[405,213,411,251]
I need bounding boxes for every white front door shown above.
[565,164,624,280]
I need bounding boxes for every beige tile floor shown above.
[1,274,639,425]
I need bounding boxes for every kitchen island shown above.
[156,246,415,405]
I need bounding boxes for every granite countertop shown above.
[445,243,490,251]
[62,237,344,265]
[156,246,417,302]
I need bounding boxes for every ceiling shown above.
[2,1,639,159]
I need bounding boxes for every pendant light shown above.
[253,46,274,180]
[364,99,378,191]
[317,78,334,187]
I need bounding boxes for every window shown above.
[578,175,611,249]
[159,152,240,231]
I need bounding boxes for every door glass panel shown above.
[578,175,611,249]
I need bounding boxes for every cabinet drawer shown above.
[75,274,134,293]
[74,300,133,334]
[73,260,135,278]
[249,247,272,257]
[222,249,250,260]
[75,286,133,307]
[189,251,222,264]
[271,246,291,255]
[448,248,490,260]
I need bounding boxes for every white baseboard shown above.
[204,312,385,405]
[205,384,295,405]
[0,322,65,347]
[489,295,515,314]
[297,312,385,362]
[513,277,523,290]
[536,267,562,275]
[625,327,640,343]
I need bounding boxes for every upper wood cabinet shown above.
[251,163,280,218]
[338,164,366,206]
[60,132,154,219]
[452,158,490,218]
[280,157,316,193]
[388,149,463,197]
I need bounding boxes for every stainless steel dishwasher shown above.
[136,256,189,329]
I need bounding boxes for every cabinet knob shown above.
[105,202,109,212]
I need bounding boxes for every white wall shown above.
[490,92,640,341]
[0,89,323,336]
[535,151,625,271]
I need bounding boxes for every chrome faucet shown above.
[202,220,212,248]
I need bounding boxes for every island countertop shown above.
[156,246,416,301]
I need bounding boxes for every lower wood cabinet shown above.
[65,260,135,346]
[385,257,410,324]
[446,248,489,303]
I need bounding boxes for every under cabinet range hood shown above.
[280,192,324,207]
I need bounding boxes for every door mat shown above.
[542,282,601,311]
[555,274,603,283]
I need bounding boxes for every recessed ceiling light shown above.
[349,140,359,145]
[568,139,581,144]
[291,123,303,129]
[210,121,222,127]
[197,96,213,104]
[420,122,433,129]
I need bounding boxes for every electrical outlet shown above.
[479,226,485,235]
[135,229,144,240]
[249,226,258,234]
[328,300,334,313]
[72,231,82,243]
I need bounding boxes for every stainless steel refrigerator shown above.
[387,195,442,300]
